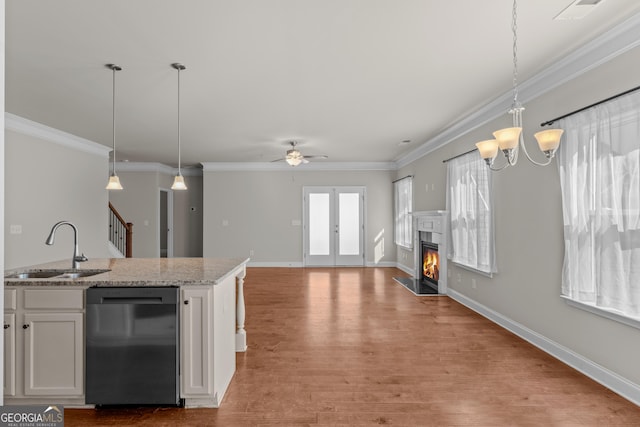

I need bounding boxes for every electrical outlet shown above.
[456,273,462,283]
[222,220,229,227]
[471,278,477,289]
[249,249,255,256]
[10,225,22,234]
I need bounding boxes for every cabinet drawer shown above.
[4,289,17,311]
[24,289,84,310]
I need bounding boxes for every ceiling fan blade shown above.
[270,158,285,163]
[301,155,328,160]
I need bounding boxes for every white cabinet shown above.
[4,287,85,404]
[181,287,212,397]
[23,312,83,396]
[4,313,16,396]
[180,272,237,408]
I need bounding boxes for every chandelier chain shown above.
[511,0,519,107]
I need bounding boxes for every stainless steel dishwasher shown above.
[86,287,181,406]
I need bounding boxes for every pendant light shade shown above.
[171,63,188,191]
[105,64,123,190]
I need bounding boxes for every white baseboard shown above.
[248,261,400,268]
[394,262,414,277]
[447,289,640,406]
[365,261,397,268]
[247,261,304,268]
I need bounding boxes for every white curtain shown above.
[557,90,640,317]
[558,92,640,317]
[446,151,496,274]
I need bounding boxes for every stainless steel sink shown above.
[56,270,110,279]
[6,270,66,279]
[5,269,110,279]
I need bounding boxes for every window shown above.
[394,176,413,249]
[446,151,496,274]
[557,90,640,320]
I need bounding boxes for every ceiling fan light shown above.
[286,157,302,166]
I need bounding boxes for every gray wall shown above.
[396,45,640,387]
[4,128,110,269]
[202,169,395,265]
[108,170,203,258]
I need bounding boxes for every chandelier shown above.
[475,0,563,170]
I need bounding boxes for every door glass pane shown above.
[339,193,360,255]
[309,193,330,255]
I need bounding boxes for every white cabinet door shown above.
[23,312,83,396]
[4,313,15,396]
[181,287,212,397]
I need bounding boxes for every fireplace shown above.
[394,211,448,296]
[412,211,447,295]
[421,242,440,287]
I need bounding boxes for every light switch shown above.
[10,225,22,234]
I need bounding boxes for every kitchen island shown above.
[3,257,249,408]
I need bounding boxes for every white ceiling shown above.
[6,0,640,168]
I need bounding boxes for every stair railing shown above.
[108,202,133,257]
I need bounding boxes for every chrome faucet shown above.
[45,221,88,269]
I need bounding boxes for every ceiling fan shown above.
[271,141,328,166]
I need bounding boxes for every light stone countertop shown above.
[4,257,249,287]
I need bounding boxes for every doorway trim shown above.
[159,188,174,258]
[302,186,366,267]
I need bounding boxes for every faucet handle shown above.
[75,253,89,262]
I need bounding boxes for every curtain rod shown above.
[392,174,413,183]
[540,83,640,127]
[442,148,477,163]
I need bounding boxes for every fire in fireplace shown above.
[422,242,439,285]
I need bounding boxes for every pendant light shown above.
[171,63,188,190]
[475,0,563,171]
[105,64,124,190]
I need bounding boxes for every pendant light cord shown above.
[112,66,117,173]
[177,65,182,175]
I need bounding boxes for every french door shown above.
[303,186,365,266]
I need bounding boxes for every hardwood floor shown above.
[66,267,640,426]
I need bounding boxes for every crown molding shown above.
[5,112,111,157]
[201,161,395,172]
[116,161,202,176]
[395,11,640,169]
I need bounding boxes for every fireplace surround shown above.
[413,211,448,295]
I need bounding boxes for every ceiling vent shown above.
[554,0,606,20]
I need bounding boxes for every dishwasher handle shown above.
[86,287,179,305]
[100,297,164,304]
